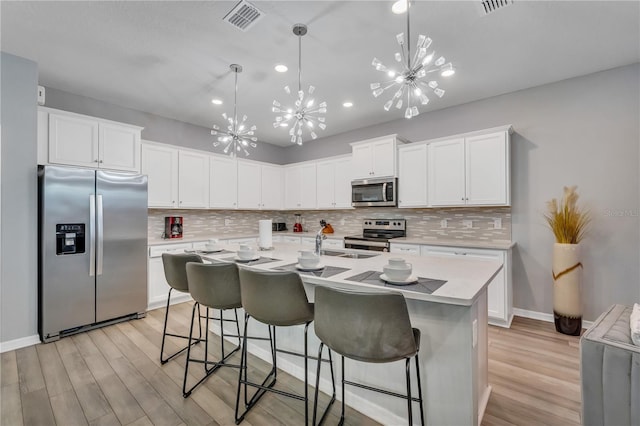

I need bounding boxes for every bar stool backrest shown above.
[314,286,417,363]
[238,269,314,326]
[186,262,242,310]
[162,253,202,292]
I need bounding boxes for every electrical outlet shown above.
[440,219,448,228]
[462,220,473,229]
[493,218,502,229]
[340,218,346,226]
[224,218,231,226]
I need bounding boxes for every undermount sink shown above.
[320,250,379,259]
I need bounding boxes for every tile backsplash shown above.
[149,207,511,242]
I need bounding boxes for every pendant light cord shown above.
[298,33,302,93]
[406,0,411,69]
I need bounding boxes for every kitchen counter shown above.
[148,231,348,246]
[392,236,515,250]
[205,242,496,425]
[202,243,501,306]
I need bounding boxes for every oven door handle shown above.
[382,182,388,202]
[344,239,389,248]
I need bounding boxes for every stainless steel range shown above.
[344,219,406,252]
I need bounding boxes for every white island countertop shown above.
[199,242,502,307]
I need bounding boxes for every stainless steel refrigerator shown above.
[38,165,148,343]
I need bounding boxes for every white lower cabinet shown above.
[389,242,513,327]
[321,238,344,249]
[389,243,421,256]
[282,236,302,244]
[148,243,193,310]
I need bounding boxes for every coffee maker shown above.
[293,214,303,233]
[164,216,183,239]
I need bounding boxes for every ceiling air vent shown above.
[479,0,514,15]
[223,0,264,32]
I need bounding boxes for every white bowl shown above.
[238,250,256,260]
[383,265,412,281]
[298,256,320,269]
[299,250,317,259]
[205,244,221,251]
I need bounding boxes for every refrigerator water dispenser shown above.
[55,223,85,255]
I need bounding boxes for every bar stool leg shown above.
[340,355,345,426]
[312,344,336,426]
[182,301,200,395]
[405,358,413,426]
[161,289,203,364]
[414,354,425,426]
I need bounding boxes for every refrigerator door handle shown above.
[89,195,96,277]
[97,194,104,276]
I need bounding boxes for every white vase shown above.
[552,243,583,335]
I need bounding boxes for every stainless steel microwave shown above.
[351,177,397,207]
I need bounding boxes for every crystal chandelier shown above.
[371,1,455,119]
[272,24,327,146]
[211,64,257,156]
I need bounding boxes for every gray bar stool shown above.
[182,262,245,397]
[312,286,425,426]
[160,252,203,364]
[235,268,335,425]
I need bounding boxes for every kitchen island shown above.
[201,242,502,426]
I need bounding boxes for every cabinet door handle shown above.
[172,200,175,204]
[454,252,467,256]
[99,160,103,163]
[461,197,464,201]
[94,159,99,163]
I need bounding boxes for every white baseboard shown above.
[513,308,593,329]
[147,294,193,312]
[0,334,40,353]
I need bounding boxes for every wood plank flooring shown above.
[1,303,582,425]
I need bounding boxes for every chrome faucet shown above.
[315,220,327,255]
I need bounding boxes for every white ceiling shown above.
[2,1,639,147]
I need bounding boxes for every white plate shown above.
[198,248,224,254]
[234,255,260,262]
[380,273,418,285]
[295,263,325,272]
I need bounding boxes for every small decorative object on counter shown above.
[293,214,303,232]
[164,216,183,239]
[322,221,334,234]
[544,186,590,335]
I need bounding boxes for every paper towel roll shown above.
[259,219,273,249]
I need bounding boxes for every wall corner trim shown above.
[0,334,40,353]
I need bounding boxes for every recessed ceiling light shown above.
[211,98,223,105]
[279,123,289,127]
[391,0,408,14]
[343,101,354,108]
[274,64,288,73]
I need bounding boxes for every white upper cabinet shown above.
[141,143,178,208]
[285,163,317,209]
[237,160,262,209]
[209,155,237,209]
[260,164,283,210]
[398,143,428,207]
[428,138,466,206]
[428,128,511,207]
[317,156,353,209]
[178,150,209,208]
[465,132,508,205]
[47,109,142,172]
[351,135,405,179]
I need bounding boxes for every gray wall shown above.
[43,86,288,165]
[0,53,38,342]
[287,64,640,321]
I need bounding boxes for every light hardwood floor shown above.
[1,303,582,426]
